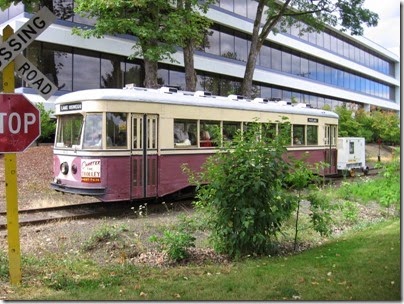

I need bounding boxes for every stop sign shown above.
[0,93,41,152]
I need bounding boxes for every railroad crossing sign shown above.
[0,6,57,99]
[0,93,41,152]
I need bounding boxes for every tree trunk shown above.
[241,0,292,98]
[241,0,265,98]
[143,59,159,89]
[183,40,197,91]
[241,45,260,98]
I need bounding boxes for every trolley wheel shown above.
[349,169,355,177]
[362,166,369,176]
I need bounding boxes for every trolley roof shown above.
[55,87,339,119]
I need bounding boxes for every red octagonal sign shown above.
[0,93,41,153]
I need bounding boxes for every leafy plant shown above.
[377,149,400,215]
[150,229,196,262]
[36,102,56,143]
[185,121,294,258]
[340,200,359,224]
[286,157,335,250]
[0,251,8,279]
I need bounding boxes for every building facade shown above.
[0,1,400,113]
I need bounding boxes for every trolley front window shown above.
[55,114,83,148]
[83,113,103,149]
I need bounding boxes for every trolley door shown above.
[131,114,158,199]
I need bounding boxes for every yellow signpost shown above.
[3,25,22,285]
[1,7,56,286]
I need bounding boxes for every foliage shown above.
[0,251,8,279]
[71,0,213,89]
[336,152,400,215]
[340,200,359,224]
[333,105,362,138]
[353,108,373,142]
[173,0,214,91]
[376,149,400,214]
[185,121,294,258]
[334,105,400,145]
[150,229,196,262]
[370,111,401,144]
[306,190,335,236]
[36,102,55,142]
[149,215,196,262]
[285,156,335,250]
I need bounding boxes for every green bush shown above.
[185,121,294,258]
[335,151,400,215]
[334,106,400,145]
[150,229,196,262]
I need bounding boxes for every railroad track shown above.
[0,198,194,230]
[0,167,383,230]
[323,167,381,185]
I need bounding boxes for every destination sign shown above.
[60,103,82,111]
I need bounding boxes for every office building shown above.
[0,1,400,114]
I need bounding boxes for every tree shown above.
[354,108,373,142]
[36,102,56,143]
[334,105,361,137]
[174,0,213,91]
[334,106,400,145]
[241,0,378,98]
[370,111,400,145]
[72,0,178,88]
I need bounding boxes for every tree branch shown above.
[259,0,292,42]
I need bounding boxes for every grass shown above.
[1,219,400,301]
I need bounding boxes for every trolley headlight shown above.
[71,164,78,174]
[60,162,69,175]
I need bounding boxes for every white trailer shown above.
[337,137,369,176]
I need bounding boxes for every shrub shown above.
[185,121,294,258]
[150,229,196,262]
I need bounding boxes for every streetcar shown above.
[51,85,339,202]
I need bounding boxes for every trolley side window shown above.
[174,119,197,147]
[293,125,305,145]
[325,124,338,146]
[223,121,241,144]
[55,114,83,148]
[278,122,291,145]
[200,120,219,147]
[147,116,158,149]
[307,125,318,145]
[106,113,128,149]
[262,123,277,142]
[83,113,103,149]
